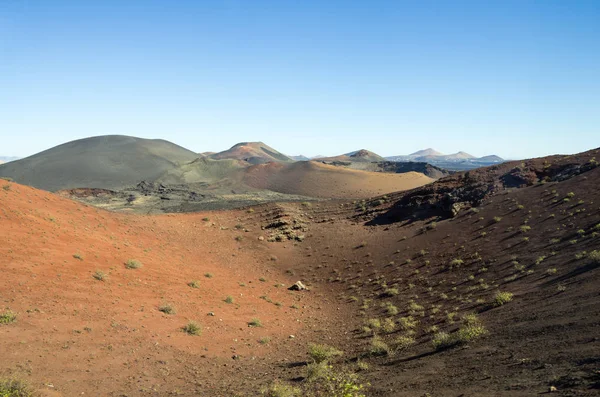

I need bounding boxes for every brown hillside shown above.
[0,181,338,396]
[210,142,293,164]
[242,161,433,199]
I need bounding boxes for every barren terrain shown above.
[1,149,599,396]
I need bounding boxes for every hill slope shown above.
[319,149,385,163]
[0,135,199,191]
[243,161,433,198]
[210,142,294,164]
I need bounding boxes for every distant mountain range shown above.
[385,148,504,170]
[0,156,19,164]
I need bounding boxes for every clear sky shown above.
[1,0,599,159]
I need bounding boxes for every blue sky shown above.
[1,0,599,159]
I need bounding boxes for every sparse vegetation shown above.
[248,318,263,327]
[493,291,514,307]
[0,310,17,324]
[224,295,234,304]
[92,270,107,281]
[308,343,343,363]
[125,259,142,269]
[158,303,176,314]
[369,336,391,356]
[188,280,200,288]
[182,321,201,335]
[0,377,34,397]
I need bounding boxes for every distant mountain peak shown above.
[409,148,443,157]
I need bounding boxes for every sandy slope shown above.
[0,181,333,396]
[242,161,433,199]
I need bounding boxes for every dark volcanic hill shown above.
[319,149,385,163]
[374,161,451,179]
[0,135,199,191]
[210,142,294,164]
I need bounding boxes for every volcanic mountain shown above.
[0,135,200,191]
[210,142,294,164]
[318,149,385,163]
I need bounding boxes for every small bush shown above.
[204,273,213,278]
[125,259,142,269]
[398,316,418,330]
[0,310,17,324]
[382,318,396,333]
[493,216,502,223]
[93,270,107,281]
[73,253,83,260]
[520,225,531,233]
[381,287,399,297]
[449,259,464,268]
[394,335,416,351]
[182,321,201,336]
[589,250,600,264]
[224,296,234,304]
[0,377,34,397]
[369,336,391,356]
[366,318,381,331]
[493,291,514,307]
[248,318,262,327]
[159,303,176,315]
[261,381,301,397]
[456,323,487,343]
[432,332,454,350]
[308,343,343,363]
[188,280,200,288]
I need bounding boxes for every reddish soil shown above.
[0,182,344,396]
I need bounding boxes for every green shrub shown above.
[381,287,399,297]
[520,225,531,233]
[308,343,343,363]
[382,318,396,334]
[369,336,391,356]
[93,270,107,281]
[0,377,34,397]
[589,250,600,264]
[394,335,416,351]
[449,259,464,268]
[182,321,201,335]
[493,291,514,306]
[432,332,454,350]
[204,272,213,278]
[398,316,418,330]
[224,296,234,304]
[125,259,142,269]
[261,381,301,397]
[158,303,176,314]
[456,323,487,343]
[188,280,200,288]
[248,318,262,327]
[0,310,17,324]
